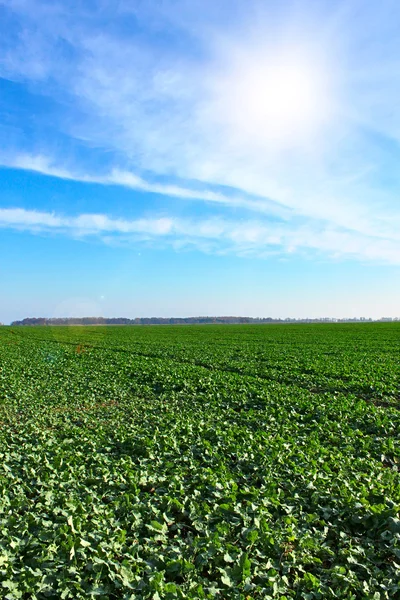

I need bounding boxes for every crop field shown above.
[0,323,399,599]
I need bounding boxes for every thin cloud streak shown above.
[0,154,289,219]
[1,207,400,265]
[2,154,400,247]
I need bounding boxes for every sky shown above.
[1,0,400,323]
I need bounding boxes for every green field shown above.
[0,323,399,599]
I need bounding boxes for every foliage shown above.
[0,323,399,599]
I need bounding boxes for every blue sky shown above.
[1,0,400,323]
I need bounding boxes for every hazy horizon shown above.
[5,314,399,327]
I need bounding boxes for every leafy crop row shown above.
[0,324,399,598]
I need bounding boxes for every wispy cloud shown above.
[0,154,289,218]
[2,152,400,249]
[1,206,400,265]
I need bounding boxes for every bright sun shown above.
[213,50,330,149]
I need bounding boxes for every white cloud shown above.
[0,154,289,218]
[2,152,400,249]
[0,207,63,228]
[1,206,400,265]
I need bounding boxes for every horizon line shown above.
[6,315,400,326]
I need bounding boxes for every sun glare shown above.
[213,49,331,149]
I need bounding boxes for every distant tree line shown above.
[10,316,387,326]
[10,316,284,326]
